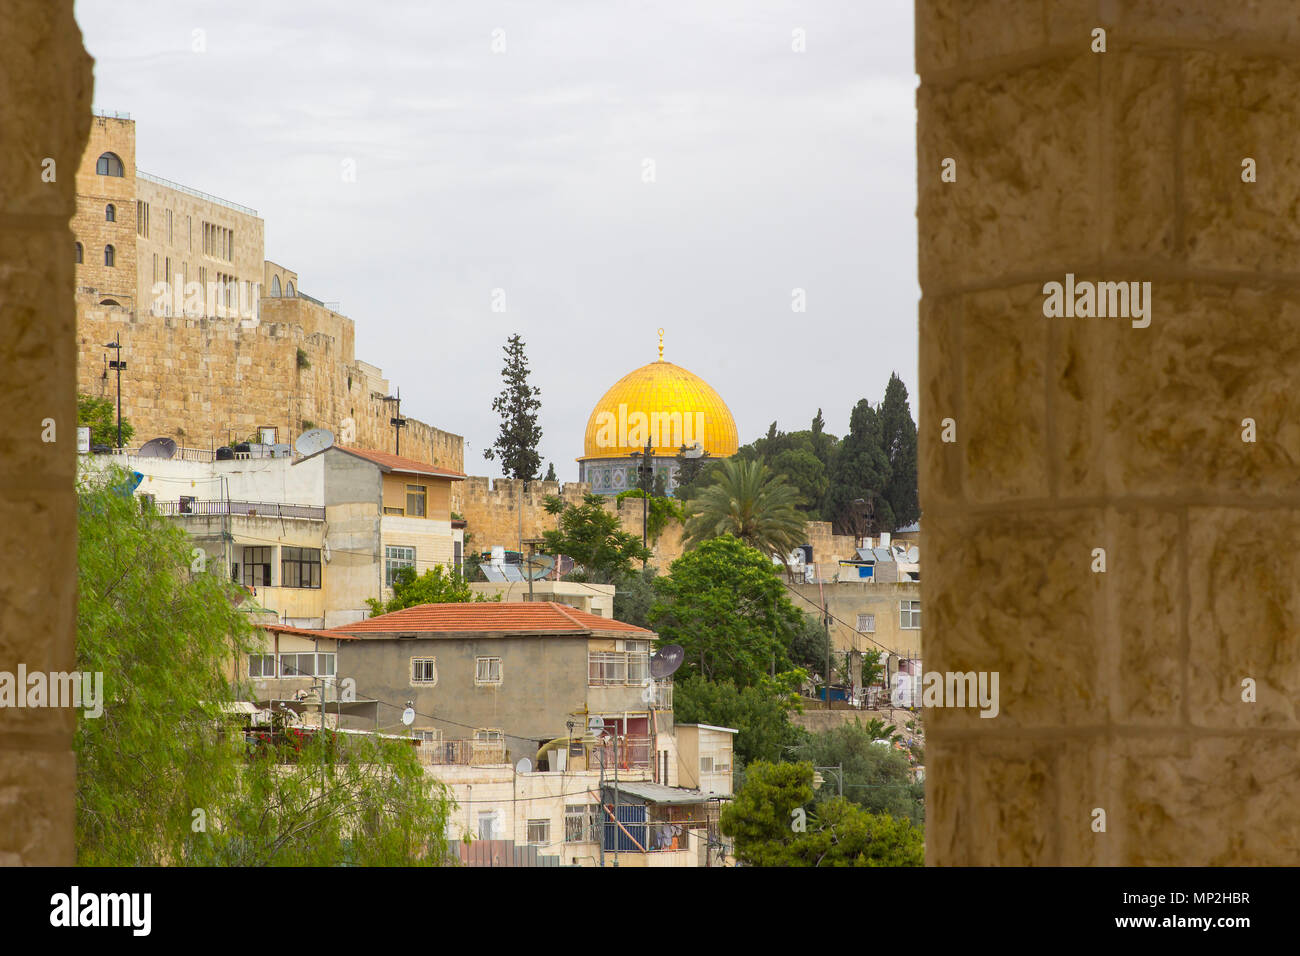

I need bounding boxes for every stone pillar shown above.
[919,1,1300,864]
[0,1,92,864]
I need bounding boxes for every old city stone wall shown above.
[918,0,1300,865]
[75,297,464,472]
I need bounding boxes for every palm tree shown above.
[683,458,807,561]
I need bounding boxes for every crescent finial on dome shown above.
[657,327,664,361]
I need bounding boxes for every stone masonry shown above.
[0,0,90,865]
[919,0,1300,864]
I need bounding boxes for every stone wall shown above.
[0,0,90,865]
[74,296,464,472]
[919,0,1300,865]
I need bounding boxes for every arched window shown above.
[105,203,115,222]
[96,152,124,177]
[75,242,83,264]
[286,281,295,297]
[271,275,281,297]
[104,245,115,267]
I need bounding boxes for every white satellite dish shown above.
[514,758,532,774]
[294,427,335,457]
[401,707,415,726]
[585,715,604,736]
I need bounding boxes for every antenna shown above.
[294,427,335,457]
[138,437,177,459]
[650,644,685,679]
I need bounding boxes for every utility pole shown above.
[629,438,653,565]
[384,387,407,455]
[105,332,126,448]
[819,580,832,710]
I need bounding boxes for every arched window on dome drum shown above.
[104,245,115,267]
[74,242,82,264]
[96,152,124,177]
[271,275,281,297]
[105,203,115,222]
[286,281,295,297]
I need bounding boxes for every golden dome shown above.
[581,339,739,461]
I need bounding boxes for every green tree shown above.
[366,563,498,617]
[878,373,919,530]
[720,761,923,867]
[828,399,893,536]
[483,333,542,481]
[683,458,806,561]
[671,446,713,500]
[791,720,925,825]
[77,393,134,447]
[540,493,651,584]
[544,461,557,482]
[77,467,453,865]
[769,448,828,517]
[616,487,686,543]
[673,674,806,766]
[789,611,831,678]
[612,565,661,629]
[649,536,805,686]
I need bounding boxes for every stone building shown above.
[71,113,463,473]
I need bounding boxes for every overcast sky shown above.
[75,0,918,477]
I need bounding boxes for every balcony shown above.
[155,498,325,520]
[587,735,653,771]
[415,737,507,767]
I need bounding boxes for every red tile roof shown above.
[328,601,652,637]
[337,446,467,480]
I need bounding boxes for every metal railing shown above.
[137,169,259,218]
[157,499,325,520]
[590,735,653,770]
[93,108,131,120]
[121,444,217,463]
[417,737,507,766]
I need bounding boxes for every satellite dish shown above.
[294,428,335,457]
[138,437,177,459]
[650,644,685,679]
[585,715,605,736]
[514,758,532,774]
[401,707,415,726]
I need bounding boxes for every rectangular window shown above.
[588,652,628,685]
[411,658,437,685]
[278,652,334,679]
[166,209,173,245]
[242,546,272,587]
[281,546,322,589]
[405,484,427,517]
[700,756,714,773]
[526,819,550,846]
[626,640,650,683]
[248,654,276,678]
[857,613,876,633]
[413,729,441,743]
[384,545,416,587]
[900,600,921,630]
[475,657,502,685]
[474,728,503,744]
[453,540,463,575]
[477,812,496,841]
[565,804,596,843]
[383,506,404,516]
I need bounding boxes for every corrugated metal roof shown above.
[606,781,711,805]
[330,601,651,636]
